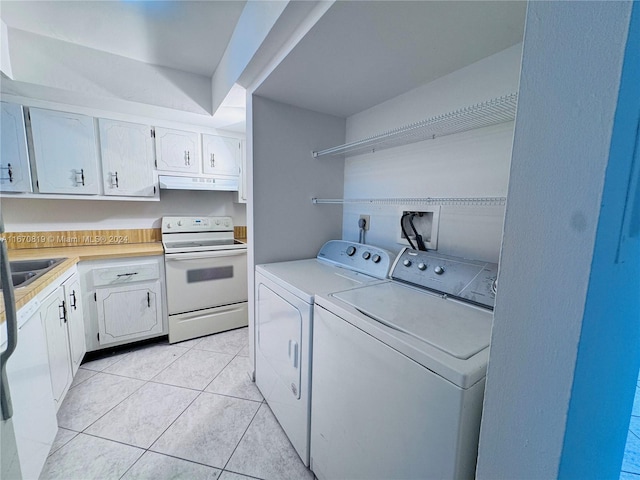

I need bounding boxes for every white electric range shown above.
[162,216,248,343]
[310,247,498,480]
[254,240,394,466]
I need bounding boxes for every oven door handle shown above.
[165,250,247,261]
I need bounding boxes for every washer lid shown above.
[332,282,492,360]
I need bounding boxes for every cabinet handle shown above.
[147,291,151,308]
[59,301,67,323]
[75,168,85,186]
[111,171,118,188]
[70,290,77,310]
[0,164,13,183]
[184,151,190,166]
[116,272,138,277]
[210,153,215,168]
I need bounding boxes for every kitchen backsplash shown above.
[2,226,247,249]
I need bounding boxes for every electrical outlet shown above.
[397,207,440,250]
[359,215,370,230]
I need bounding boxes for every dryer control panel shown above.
[391,248,498,309]
[317,240,394,280]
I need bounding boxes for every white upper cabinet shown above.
[154,126,200,174]
[30,108,100,194]
[202,134,241,177]
[98,119,156,197]
[0,101,32,192]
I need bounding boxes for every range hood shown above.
[158,175,239,191]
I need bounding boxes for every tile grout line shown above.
[50,330,255,478]
[221,401,265,475]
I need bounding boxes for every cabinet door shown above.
[154,127,199,174]
[0,102,32,193]
[202,134,240,176]
[236,139,247,203]
[30,108,100,194]
[6,309,58,480]
[63,274,86,374]
[41,286,73,410]
[99,119,156,197]
[96,280,163,346]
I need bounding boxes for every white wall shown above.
[476,2,634,478]
[0,191,246,232]
[251,95,345,265]
[6,28,212,116]
[342,44,522,262]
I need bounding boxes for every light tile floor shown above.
[621,371,640,479]
[41,327,314,480]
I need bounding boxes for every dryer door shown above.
[256,283,303,399]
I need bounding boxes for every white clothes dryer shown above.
[310,247,499,480]
[254,240,394,466]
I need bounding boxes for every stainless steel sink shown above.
[9,258,66,273]
[0,257,67,290]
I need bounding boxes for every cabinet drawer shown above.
[92,262,160,286]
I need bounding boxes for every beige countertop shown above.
[1,242,164,321]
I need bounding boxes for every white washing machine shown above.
[310,247,498,480]
[254,240,394,466]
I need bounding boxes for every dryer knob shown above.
[372,254,381,263]
[362,251,371,260]
[418,262,427,271]
[403,259,412,267]
[434,266,445,275]
[346,246,357,256]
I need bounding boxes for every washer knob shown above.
[372,254,381,263]
[418,262,427,271]
[346,246,357,256]
[177,221,183,226]
[403,259,412,267]
[215,219,221,225]
[434,266,445,275]
[362,251,371,260]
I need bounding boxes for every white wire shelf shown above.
[311,197,507,207]
[312,93,518,158]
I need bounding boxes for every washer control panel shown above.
[391,248,498,309]
[317,240,394,280]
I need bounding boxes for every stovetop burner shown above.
[161,216,246,254]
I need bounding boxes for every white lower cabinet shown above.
[96,280,163,346]
[5,305,58,480]
[64,273,86,375]
[41,270,88,411]
[41,285,73,411]
[79,256,167,352]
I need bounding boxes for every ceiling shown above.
[0,0,246,77]
[255,1,527,118]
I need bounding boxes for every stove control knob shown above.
[346,246,357,256]
[418,262,427,271]
[166,223,172,229]
[372,254,381,263]
[177,221,183,226]
[362,251,371,260]
[403,259,412,267]
[434,266,445,275]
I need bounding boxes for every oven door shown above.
[165,249,248,315]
